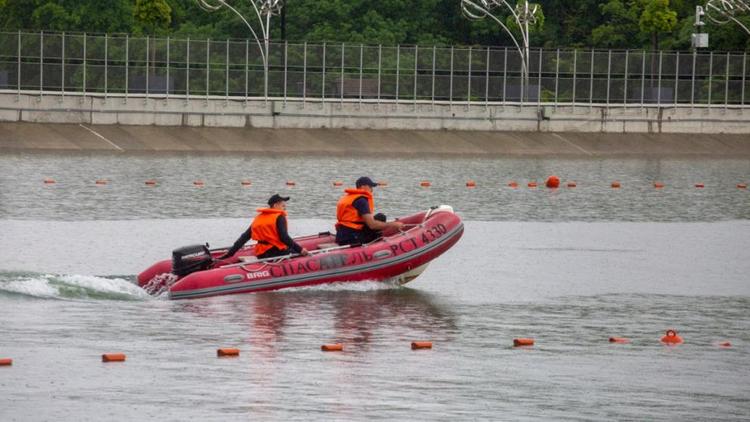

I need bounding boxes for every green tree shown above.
[639,0,677,51]
[591,0,641,48]
[133,0,172,35]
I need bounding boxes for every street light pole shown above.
[197,0,284,100]
[705,0,750,34]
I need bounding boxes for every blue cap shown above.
[356,176,377,188]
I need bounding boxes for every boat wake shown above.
[276,279,404,294]
[0,271,152,301]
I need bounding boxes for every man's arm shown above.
[276,216,308,255]
[353,197,403,231]
[219,229,251,259]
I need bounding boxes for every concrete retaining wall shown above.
[1,92,749,134]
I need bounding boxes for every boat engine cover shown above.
[172,244,213,277]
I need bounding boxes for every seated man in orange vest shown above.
[335,176,404,246]
[219,194,309,260]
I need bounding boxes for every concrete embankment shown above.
[0,92,749,155]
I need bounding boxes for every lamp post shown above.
[705,0,750,35]
[197,0,284,99]
[461,0,540,100]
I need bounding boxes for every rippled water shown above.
[1,152,749,421]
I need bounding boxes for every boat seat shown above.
[317,242,339,250]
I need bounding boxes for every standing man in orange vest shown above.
[335,177,403,246]
[219,194,309,260]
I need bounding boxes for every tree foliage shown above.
[0,0,746,51]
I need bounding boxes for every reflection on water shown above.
[0,152,748,221]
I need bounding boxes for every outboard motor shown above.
[172,244,213,277]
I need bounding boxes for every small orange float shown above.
[738,183,748,189]
[102,353,126,362]
[513,338,534,347]
[0,358,12,366]
[43,178,56,184]
[241,180,252,186]
[545,175,560,188]
[193,180,205,186]
[332,181,343,187]
[694,183,704,188]
[567,181,577,188]
[217,348,240,357]
[411,341,433,350]
[718,341,732,348]
[95,179,108,185]
[508,181,519,188]
[660,329,684,344]
[466,180,476,188]
[654,182,665,189]
[611,181,621,188]
[609,337,630,344]
[145,180,157,186]
[321,343,343,352]
[286,181,296,186]
[527,182,538,188]
[420,181,431,187]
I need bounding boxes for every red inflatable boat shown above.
[137,206,463,299]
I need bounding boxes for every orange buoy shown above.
[527,182,538,188]
[332,181,343,187]
[694,183,704,188]
[286,181,296,186]
[420,181,431,187]
[654,182,665,189]
[609,337,630,344]
[217,348,240,357]
[43,178,56,184]
[95,179,108,185]
[145,180,157,186]
[508,181,519,189]
[411,341,433,350]
[513,338,534,347]
[718,341,732,348]
[660,329,684,344]
[466,180,476,188]
[241,180,252,186]
[0,358,12,366]
[611,181,621,188]
[102,353,126,362]
[545,175,560,188]
[377,181,388,187]
[567,181,577,188]
[321,343,343,352]
[193,180,205,186]
[738,183,748,189]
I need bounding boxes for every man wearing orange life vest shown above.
[335,176,404,245]
[219,194,309,260]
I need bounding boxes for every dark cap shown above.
[267,193,290,206]
[356,176,377,188]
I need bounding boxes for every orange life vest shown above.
[250,208,288,256]
[336,189,375,230]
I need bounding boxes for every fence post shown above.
[414,45,418,107]
[145,36,148,99]
[359,43,363,105]
[708,51,713,107]
[742,52,747,106]
[206,38,210,101]
[691,50,696,109]
[377,44,381,105]
[725,52,730,109]
[589,49,594,108]
[503,47,508,106]
[467,46,472,104]
[554,48,559,109]
[302,41,306,105]
[395,44,400,107]
[657,50,662,105]
[225,39,229,102]
[449,45,454,108]
[186,37,190,101]
[322,42,326,101]
[431,45,436,107]
[571,49,576,108]
[82,33,87,98]
[284,41,288,105]
[125,34,129,100]
[104,34,108,99]
[340,42,345,105]
[485,47,490,108]
[61,32,65,98]
[244,39,249,103]
[166,36,170,99]
[640,51,645,109]
[39,31,43,97]
[674,51,679,106]
[624,50,629,108]
[17,30,21,97]
[606,49,611,106]
[537,48,542,107]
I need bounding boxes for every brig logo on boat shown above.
[247,270,271,280]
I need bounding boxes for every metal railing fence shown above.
[0,31,748,107]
